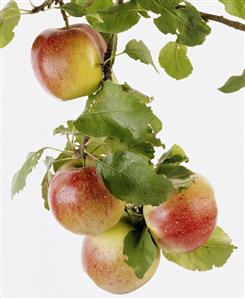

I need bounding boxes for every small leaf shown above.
[60,2,86,17]
[125,39,158,72]
[219,70,245,93]
[123,229,158,279]
[156,164,193,180]
[163,226,237,271]
[159,42,193,80]
[53,120,77,135]
[96,151,173,206]
[176,2,211,47]
[93,0,141,33]
[219,0,245,20]
[12,148,46,198]
[158,144,189,165]
[41,171,54,210]
[0,0,20,48]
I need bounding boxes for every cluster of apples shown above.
[48,166,217,294]
[31,24,218,294]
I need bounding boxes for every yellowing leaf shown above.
[163,226,237,271]
[159,42,193,80]
[0,0,20,48]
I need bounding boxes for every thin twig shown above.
[31,0,56,13]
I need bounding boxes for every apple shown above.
[48,166,125,235]
[82,217,160,294]
[31,24,106,100]
[144,174,217,253]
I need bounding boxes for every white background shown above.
[1,0,244,298]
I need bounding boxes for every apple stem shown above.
[57,0,69,29]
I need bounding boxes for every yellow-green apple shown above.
[82,217,160,294]
[31,24,106,100]
[144,174,217,253]
[48,166,125,235]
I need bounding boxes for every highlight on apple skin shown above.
[48,166,125,235]
[82,217,160,294]
[31,24,107,100]
[144,174,217,253]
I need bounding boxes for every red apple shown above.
[48,166,125,235]
[31,24,106,100]
[144,174,217,253]
[82,217,160,294]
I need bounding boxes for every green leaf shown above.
[93,0,141,33]
[86,0,113,13]
[158,144,189,165]
[219,70,245,93]
[163,226,237,271]
[74,80,162,159]
[12,148,45,198]
[175,2,211,46]
[159,42,193,80]
[122,83,153,104]
[41,171,54,210]
[123,229,158,279]
[219,0,245,20]
[0,0,20,48]
[145,1,210,46]
[96,151,173,206]
[156,164,193,179]
[86,0,113,28]
[125,39,158,72]
[151,0,180,34]
[60,2,86,17]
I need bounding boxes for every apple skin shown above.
[82,217,160,294]
[31,24,106,100]
[144,174,217,253]
[48,166,125,235]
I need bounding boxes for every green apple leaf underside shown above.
[41,171,54,210]
[219,0,245,20]
[125,39,158,72]
[96,151,173,206]
[159,42,193,80]
[74,80,162,159]
[163,226,237,271]
[219,70,245,93]
[0,0,20,48]
[156,164,193,180]
[11,148,46,198]
[123,229,158,279]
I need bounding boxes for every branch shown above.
[176,5,245,32]
[31,0,57,13]
[200,12,245,32]
[103,0,123,81]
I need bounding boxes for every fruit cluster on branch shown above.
[2,0,241,295]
